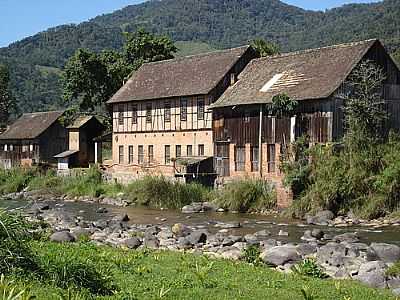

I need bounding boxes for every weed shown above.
[292,258,328,279]
[242,245,263,266]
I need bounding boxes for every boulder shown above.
[182,203,203,213]
[202,202,218,212]
[171,223,191,237]
[317,243,347,267]
[186,230,207,245]
[296,243,318,257]
[123,237,142,249]
[220,247,242,260]
[355,261,388,289]
[311,229,324,240]
[260,245,300,266]
[178,237,193,250]
[316,210,335,221]
[370,243,400,263]
[50,231,76,243]
[143,237,160,249]
[333,232,359,243]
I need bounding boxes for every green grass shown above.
[4,241,396,300]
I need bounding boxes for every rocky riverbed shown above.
[1,191,400,295]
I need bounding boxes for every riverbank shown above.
[5,241,396,300]
[1,196,397,297]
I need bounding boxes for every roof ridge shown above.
[142,45,250,67]
[263,39,378,61]
[22,110,64,116]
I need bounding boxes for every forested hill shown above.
[1,0,400,114]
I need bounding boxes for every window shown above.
[165,145,171,164]
[132,104,138,124]
[187,145,193,157]
[118,104,124,125]
[267,144,276,173]
[235,146,245,171]
[198,144,205,156]
[9,145,13,151]
[198,97,205,120]
[164,101,171,122]
[128,145,134,164]
[22,145,29,152]
[176,145,181,158]
[180,99,187,121]
[118,145,124,164]
[138,145,144,164]
[251,146,259,172]
[148,145,154,163]
[146,103,152,123]
[4,145,7,152]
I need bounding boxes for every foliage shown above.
[242,245,263,266]
[62,29,177,113]
[386,260,400,277]
[270,93,298,118]
[125,176,209,209]
[215,179,276,213]
[343,60,387,151]
[0,275,35,300]
[251,39,279,57]
[5,242,396,299]
[0,168,38,195]
[36,242,115,295]
[0,64,13,127]
[292,258,328,279]
[0,210,37,275]
[280,136,312,198]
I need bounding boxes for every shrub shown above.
[0,210,38,275]
[386,261,400,277]
[215,179,276,213]
[242,245,263,266]
[125,176,209,209]
[292,258,328,279]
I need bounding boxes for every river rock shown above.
[50,231,76,243]
[172,223,191,237]
[143,237,160,249]
[96,207,108,214]
[307,210,335,225]
[388,278,400,289]
[317,243,347,267]
[113,213,130,222]
[278,230,289,236]
[296,243,318,257]
[311,229,324,240]
[186,230,207,245]
[260,245,300,266]
[123,237,142,249]
[369,243,400,263]
[181,203,203,213]
[71,227,91,239]
[333,232,359,243]
[220,247,242,260]
[355,261,388,289]
[202,202,218,212]
[178,237,193,250]
[301,230,316,242]
[219,221,241,229]
[222,235,243,246]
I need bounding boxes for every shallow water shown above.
[1,198,399,245]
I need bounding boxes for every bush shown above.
[292,258,328,279]
[386,261,400,277]
[0,168,38,194]
[125,176,210,209]
[215,179,276,213]
[242,245,263,266]
[0,210,38,275]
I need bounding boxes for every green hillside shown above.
[0,0,399,114]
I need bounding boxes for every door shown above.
[215,143,230,177]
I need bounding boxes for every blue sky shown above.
[0,0,379,47]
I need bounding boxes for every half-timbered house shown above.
[211,39,400,206]
[107,46,257,182]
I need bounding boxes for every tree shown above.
[270,93,298,118]
[62,29,177,114]
[0,64,13,128]
[251,39,280,57]
[343,60,387,150]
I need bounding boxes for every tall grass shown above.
[0,209,38,275]
[214,179,276,212]
[124,176,210,209]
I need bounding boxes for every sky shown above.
[0,0,380,48]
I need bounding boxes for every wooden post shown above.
[258,104,263,178]
[95,142,98,164]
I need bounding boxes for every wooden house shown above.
[210,39,400,207]
[54,116,105,170]
[0,111,68,169]
[106,46,257,183]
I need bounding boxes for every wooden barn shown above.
[0,111,68,169]
[210,39,400,207]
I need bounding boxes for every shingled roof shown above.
[211,39,380,108]
[0,111,64,140]
[107,45,251,104]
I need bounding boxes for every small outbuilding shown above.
[54,115,105,170]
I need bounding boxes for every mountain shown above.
[1,0,400,114]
